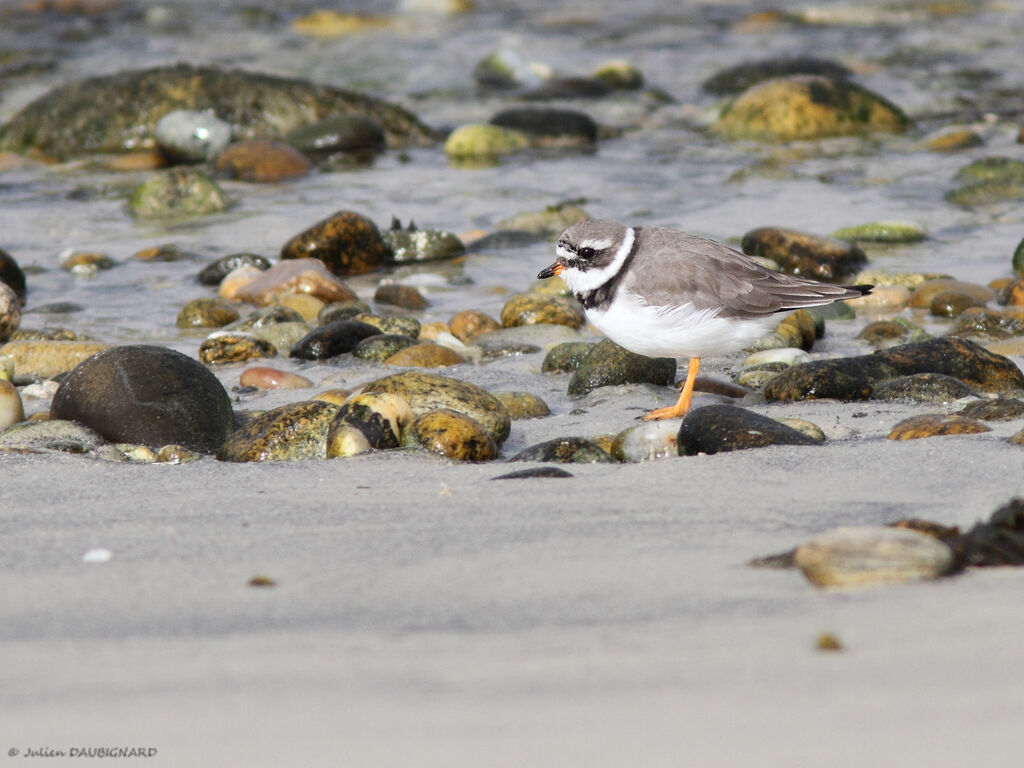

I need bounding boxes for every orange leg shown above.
[642,357,701,421]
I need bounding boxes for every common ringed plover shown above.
[537,219,872,420]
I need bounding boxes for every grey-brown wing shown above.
[624,232,865,318]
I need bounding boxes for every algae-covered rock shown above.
[444,123,530,160]
[710,75,910,141]
[0,64,439,159]
[129,167,229,219]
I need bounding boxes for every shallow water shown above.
[1,0,1023,387]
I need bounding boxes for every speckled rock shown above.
[374,283,428,310]
[239,366,313,389]
[0,248,27,302]
[129,167,229,219]
[956,397,1024,422]
[176,297,240,329]
[857,320,914,349]
[197,253,272,286]
[702,57,851,96]
[887,413,992,440]
[497,204,590,240]
[449,309,501,342]
[218,400,339,461]
[199,332,276,364]
[402,408,498,461]
[765,338,1024,402]
[154,109,232,162]
[568,339,676,398]
[0,63,439,159]
[871,373,979,403]
[231,305,305,330]
[0,283,21,341]
[361,371,510,444]
[930,290,988,318]
[280,210,391,277]
[352,333,417,362]
[381,221,466,263]
[490,390,550,420]
[740,227,868,281]
[385,342,465,368]
[611,420,679,462]
[710,75,910,141]
[289,320,380,360]
[795,526,954,588]
[0,418,107,456]
[952,307,1024,339]
[677,404,821,455]
[319,299,372,324]
[0,340,111,378]
[777,309,818,350]
[214,139,313,182]
[542,341,596,373]
[352,313,421,338]
[0,379,24,428]
[283,114,385,159]
[51,345,233,453]
[226,258,357,305]
[500,292,585,329]
[489,107,597,146]
[327,393,411,457]
[444,123,530,160]
[510,437,617,464]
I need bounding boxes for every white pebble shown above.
[744,347,812,368]
[82,548,112,564]
[155,109,232,161]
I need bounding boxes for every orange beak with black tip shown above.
[537,261,565,280]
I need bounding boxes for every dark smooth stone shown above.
[50,345,233,453]
[957,498,1024,567]
[510,437,617,463]
[677,404,821,456]
[197,253,272,286]
[702,57,851,95]
[957,397,1024,421]
[0,247,27,301]
[374,283,428,310]
[567,339,676,398]
[289,320,380,360]
[741,226,867,282]
[518,77,611,100]
[489,107,598,142]
[542,342,596,373]
[491,467,574,479]
[871,373,979,403]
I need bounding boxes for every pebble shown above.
[946,157,1024,205]
[777,308,818,349]
[197,253,272,286]
[401,409,498,462]
[997,280,1024,306]
[154,109,232,162]
[846,283,910,313]
[497,203,590,240]
[129,167,230,219]
[500,292,585,329]
[677,404,822,455]
[352,334,416,362]
[611,420,679,462]
[740,226,868,282]
[245,322,310,353]
[374,283,428,310]
[0,247,27,301]
[872,373,979,403]
[510,437,617,464]
[0,356,13,382]
[290,10,390,38]
[0,379,25,428]
[542,342,596,373]
[518,77,611,101]
[218,400,340,462]
[774,417,826,442]
[280,210,392,277]
[472,49,551,91]
[319,300,372,324]
[957,397,1024,421]
[327,393,411,457]
[489,107,598,146]
[283,114,385,159]
[931,290,990,317]
[289,320,380,360]
[385,342,465,367]
[922,126,984,152]
[381,221,466,263]
[711,75,910,141]
[50,345,234,453]
[907,278,995,309]
[59,250,115,273]
[0,283,21,341]
[952,307,1024,339]
[276,292,325,323]
[490,390,550,420]
[449,309,501,341]
[444,123,530,161]
[854,270,951,291]
[0,340,110,378]
[214,139,313,182]
[955,499,1024,566]
[702,57,851,96]
[134,244,188,262]
[361,371,510,444]
[795,526,954,588]
[1012,236,1024,279]
[887,414,992,440]
[176,297,240,329]
[857,320,912,348]
[830,221,927,243]
[568,339,676,398]
[312,388,351,406]
[492,467,574,480]
[468,329,541,359]
[199,331,276,364]
[743,347,812,369]
[238,366,313,390]
[20,380,59,400]
[353,313,421,338]
[590,60,644,90]
[223,258,357,306]
[0,419,107,456]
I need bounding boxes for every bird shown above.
[537,219,872,421]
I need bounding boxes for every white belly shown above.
[585,294,775,360]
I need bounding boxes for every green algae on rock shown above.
[0,64,439,159]
[710,75,910,142]
[129,167,229,219]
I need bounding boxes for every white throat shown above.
[559,227,636,295]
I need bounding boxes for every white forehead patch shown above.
[560,227,635,295]
[580,238,613,251]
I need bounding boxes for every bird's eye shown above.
[578,247,596,259]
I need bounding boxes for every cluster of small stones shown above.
[3,51,1024,589]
